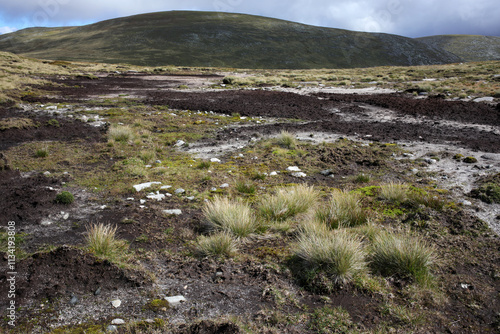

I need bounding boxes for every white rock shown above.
[210,158,221,163]
[210,187,218,192]
[111,319,125,325]
[163,209,182,216]
[165,295,186,306]
[220,183,229,188]
[100,205,107,210]
[186,196,195,200]
[175,188,185,194]
[146,192,165,201]
[291,172,307,178]
[111,299,121,308]
[174,140,185,147]
[287,166,301,172]
[127,197,135,201]
[473,97,494,103]
[140,199,146,204]
[62,212,69,220]
[160,185,172,189]
[133,182,161,192]
[107,325,118,332]
[269,171,278,176]
[43,171,51,176]
[41,219,52,226]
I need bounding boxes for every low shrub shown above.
[379,182,408,203]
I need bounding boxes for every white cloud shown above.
[0,26,16,34]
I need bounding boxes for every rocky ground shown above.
[0,72,499,333]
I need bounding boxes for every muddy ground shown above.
[0,73,499,333]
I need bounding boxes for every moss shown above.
[54,191,74,204]
[144,298,170,312]
[463,156,477,163]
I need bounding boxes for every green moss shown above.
[352,186,380,197]
[54,191,74,204]
[463,156,477,163]
[144,299,170,312]
[309,306,358,334]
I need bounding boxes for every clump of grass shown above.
[295,229,367,285]
[258,184,318,222]
[54,191,74,204]
[275,130,297,149]
[354,173,370,183]
[315,190,368,229]
[85,223,128,260]
[203,197,258,237]
[195,232,238,258]
[370,231,436,283]
[35,147,49,158]
[408,190,446,210]
[235,180,256,195]
[379,182,409,203]
[108,124,135,142]
[196,161,211,169]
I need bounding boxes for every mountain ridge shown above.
[0,11,487,69]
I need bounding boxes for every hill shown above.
[418,35,500,62]
[0,11,462,69]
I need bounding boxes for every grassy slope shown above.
[418,35,500,62]
[0,11,461,69]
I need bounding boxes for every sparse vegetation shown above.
[108,124,135,142]
[379,182,409,203]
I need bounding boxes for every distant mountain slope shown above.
[0,11,462,69]
[418,35,500,62]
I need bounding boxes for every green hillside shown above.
[0,11,463,69]
[418,35,500,62]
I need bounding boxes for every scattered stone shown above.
[41,219,52,226]
[210,187,218,192]
[61,212,69,220]
[43,171,51,176]
[94,287,101,296]
[480,154,498,161]
[107,325,118,332]
[292,172,307,178]
[111,299,121,308]
[210,158,221,163]
[126,197,135,201]
[403,153,414,157]
[320,169,333,176]
[155,160,162,164]
[140,199,146,204]
[424,158,437,164]
[160,185,172,189]
[175,188,185,194]
[165,295,187,306]
[461,200,472,206]
[186,196,195,201]
[174,140,186,147]
[111,319,125,325]
[269,171,278,176]
[411,168,419,173]
[69,294,78,306]
[220,183,229,188]
[146,192,166,201]
[163,209,182,216]
[287,166,301,172]
[133,182,161,192]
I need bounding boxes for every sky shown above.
[0,0,499,38]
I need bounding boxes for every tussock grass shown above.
[235,180,256,195]
[370,231,436,283]
[203,197,258,237]
[315,190,368,228]
[295,229,368,285]
[108,124,135,142]
[275,130,297,149]
[379,182,409,203]
[258,184,318,222]
[85,223,128,261]
[195,232,238,258]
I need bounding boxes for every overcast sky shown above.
[0,0,499,38]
